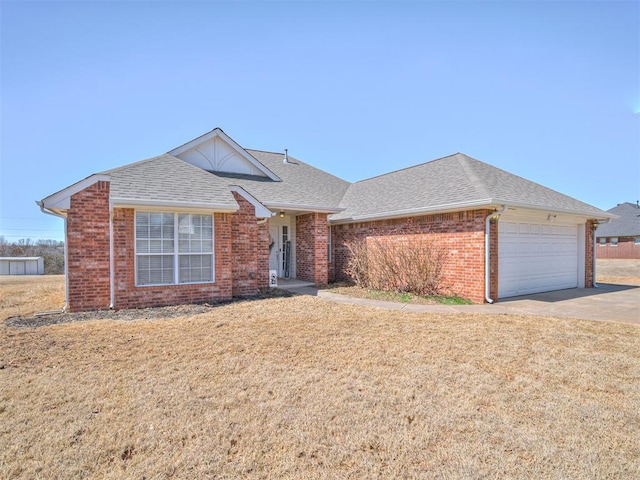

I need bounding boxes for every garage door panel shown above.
[499,220,578,298]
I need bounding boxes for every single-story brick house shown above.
[38,128,614,312]
[596,202,640,259]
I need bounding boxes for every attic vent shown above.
[283,148,289,164]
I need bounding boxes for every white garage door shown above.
[499,219,579,298]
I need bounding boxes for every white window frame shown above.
[610,237,618,247]
[598,237,606,247]
[135,211,215,287]
[635,237,640,246]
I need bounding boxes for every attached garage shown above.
[0,257,45,275]
[498,216,585,298]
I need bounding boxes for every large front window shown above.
[136,212,214,286]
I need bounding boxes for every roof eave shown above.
[330,199,494,224]
[229,186,274,218]
[330,198,615,224]
[39,174,111,211]
[111,197,239,213]
[264,202,345,214]
[490,199,616,220]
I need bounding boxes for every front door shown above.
[269,223,291,277]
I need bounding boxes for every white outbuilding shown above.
[0,257,45,275]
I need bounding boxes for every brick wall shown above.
[596,236,640,259]
[66,181,111,312]
[257,219,270,289]
[112,209,233,310]
[584,220,596,287]
[331,210,491,303]
[488,219,499,300]
[328,225,335,282]
[230,192,270,296]
[296,213,329,284]
[65,183,271,311]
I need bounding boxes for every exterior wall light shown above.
[279,211,285,218]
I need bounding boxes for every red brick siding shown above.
[66,181,111,312]
[112,209,233,310]
[596,236,640,259]
[65,183,270,311]
[257,220,270,289]
[489,219,499,300]
[296,213,329,284]
[230,192,270,296]
[328,226,335,282]
[331,210,491,303]
[585,220,596,287]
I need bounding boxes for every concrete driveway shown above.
[287,283,640,325]
[494,283,640,325]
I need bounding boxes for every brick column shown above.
[229,192,271,295]
[488,217,499,302]
[66,181,111,312]
[585,220,596,288]
[296,213,329,284]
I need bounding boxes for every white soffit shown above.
[169,128,280,181]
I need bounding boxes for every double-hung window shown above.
[136,212,214,286]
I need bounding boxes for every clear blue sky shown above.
[1,0,638,242]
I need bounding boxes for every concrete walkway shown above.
[283,283,640,325]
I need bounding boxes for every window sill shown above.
[136,281,216,288]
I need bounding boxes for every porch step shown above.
[274,278,315,289]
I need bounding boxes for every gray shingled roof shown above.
[331,153,609,222]
[102,154,239,209]
[99,151,350,212]
[237,150,350,210]
[596,202,640,237]
[68,141,609,222]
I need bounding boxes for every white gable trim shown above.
[40,174,111,210]
[229,186,274,218]
[168,128,280,181]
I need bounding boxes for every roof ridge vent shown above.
[283,148,290,164]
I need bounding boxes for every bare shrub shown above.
[345,235,449,295]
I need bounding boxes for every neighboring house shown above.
[38,128,613,312]
[0,257,44,275]
[596,202,640,259]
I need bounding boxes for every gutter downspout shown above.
[109,201,115,309]
[485,205,508,304]
[37,201,69,312]
[592,218,610,288]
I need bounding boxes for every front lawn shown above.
[1,276,638,479]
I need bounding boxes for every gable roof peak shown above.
[168,128,281,181]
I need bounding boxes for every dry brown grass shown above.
[1,276,639,479]
[0,275,65,318]
[597,258,640,286]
